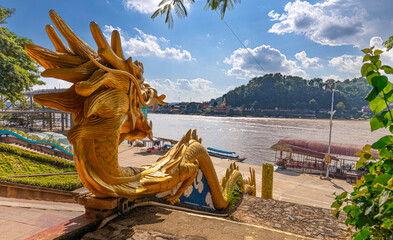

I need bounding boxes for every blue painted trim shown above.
[0,129,73,156]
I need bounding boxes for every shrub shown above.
[332,47,393,239]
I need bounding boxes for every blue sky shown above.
[4,0,393,102]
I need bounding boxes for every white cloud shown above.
[268,10,280,21]
[268,0,393,47]
[123,0,191,14]
[321,74,342,81]
[149,78,223,102]
[329,55,362,74]
[224,45,306,78]
[369,36,393,67]
[123,0,161,14]
[295,51,322,69]
[103,25,194,61]
[244,40,249,47]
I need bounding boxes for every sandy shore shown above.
[118,143,353,209]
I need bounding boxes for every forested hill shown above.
[222,73,371,111]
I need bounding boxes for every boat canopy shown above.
[207,147,235,155]
[271,138,378,159]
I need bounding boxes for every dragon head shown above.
[25,10,166,142]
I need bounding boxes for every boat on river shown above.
[207,147,246,162]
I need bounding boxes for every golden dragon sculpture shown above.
[25,10,255,210]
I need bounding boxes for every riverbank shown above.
[118,143,353,209]
[151,110,370,120]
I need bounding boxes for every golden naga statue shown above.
[25,10,255,209]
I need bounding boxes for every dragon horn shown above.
[90,22,129,71]
[45,25,71,54]
[111,30,125,60]
[191,129,197,140]
[49,10,98,59]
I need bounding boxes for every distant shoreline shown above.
[148,112,370,121]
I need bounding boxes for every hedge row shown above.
[0,175,83,191]
[0,143,74,168]
[0,152,75,176]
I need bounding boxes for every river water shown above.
[148,113,390,166]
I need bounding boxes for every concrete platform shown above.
[0,197,84,240]
[81,205,312,240]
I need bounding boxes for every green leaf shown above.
[369,97,387,115]
[356,157,368,170]
[379,189,391,207]
[381,65,393,74]
[376,60,382,69]
[371,75,388,93]
[353,227,371,240]
[361,63,374,77]
[363,54,370,62]
[340,191,348,198]
[370,115,385,132]
[365,87,378,102]
[366,71,379,85]
[372,173,392,186]
[365,203,374,215]
[383,81,392,94]
[382,110,393,121]
[363,144,372,152]
[151,9,160,19]
[370,55,380,64]
[385,90,393,101]
[374,49,384,55]
[362,48,371,54]
[371,135,393,149]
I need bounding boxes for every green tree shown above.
[0,6,43,103]
[151,0,239,28]
[308,98,319,111]
[332,47,393,239]
[335,101,346,113]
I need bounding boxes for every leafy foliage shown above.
[0,143,81,191]
[0,143,74,169]
[384,36,393,52]
[222,73,371,112]
[0,5,14,24]
[0,175,82,191]
[332,47,393,239]
[151,0,240,28]
[227,180,243,209]
[0,6,43,103]
[0,152,74,176]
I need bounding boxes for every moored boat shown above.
[207,147,246,162]
[271,138,374,181]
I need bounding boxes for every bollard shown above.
[262,163,273,199]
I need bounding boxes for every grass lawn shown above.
[0,143,82,191]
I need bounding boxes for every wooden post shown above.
[70,114,74,128]
[262,163,273,199]
[42,113,46,129]
[49,112,52,130]
[61,113,64,132]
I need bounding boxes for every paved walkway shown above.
[82,205,312,240]
[0,197,84,240]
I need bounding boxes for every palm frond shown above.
[151,0,194,29]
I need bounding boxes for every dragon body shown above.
[25,10,255,210]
